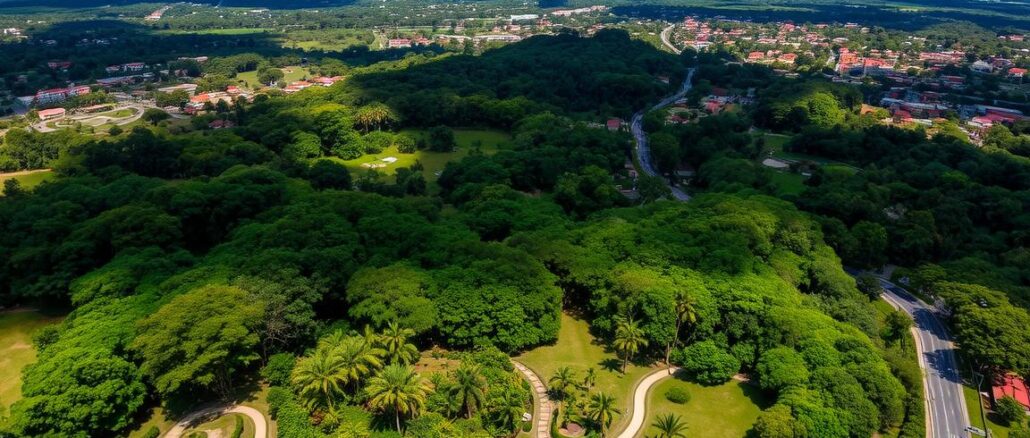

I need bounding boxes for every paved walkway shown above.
[164,405,267,438]
[512,360,553,438]
[614,366,681,438]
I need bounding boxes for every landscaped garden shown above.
[641,376,771,438]
[516,313,655,434]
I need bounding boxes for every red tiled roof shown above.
[993,374,1030,409]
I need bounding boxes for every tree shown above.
[291,347,348,410]
[996,396,1026,426]
[548,366,577,425]
[355,103,398,132]
[672,341,740,385]
[485,381,528,436]
[613,316,648,373]
[332,334,385,390]
[258,67,284,86]
[141,108,170,125]
[426,126,457,152]
[308,159,352,190]
[756,347,810,392]
[261,353,296,387]
[448,363,486,418]
[650,132,682,176]
[882,310,912,347]
[346,264,438,335]
[652,413,688,438]
[379,322,420,365]
[585,392,620,437]
[284,131,322,160]
[637,175,671,204]
[365,364,431,433]
[668,290,697,365]
[583,367,597,390]
[131,285,263,399]
[855,275,881,301]
[754,404,800,438]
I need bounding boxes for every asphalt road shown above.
[631,68,695,202]
[660,24,681,54]
[876,276,970,438]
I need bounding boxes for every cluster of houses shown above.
[386,37,433,49]
[281,76,344,93]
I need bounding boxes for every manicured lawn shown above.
[768,171,805,196]
[336,129,510,183]
[965,385,1015,438]
[0,310,64,409]
[0,169,55,194]
[237,66,312,89]
[516,313,655,434]
[640,377,772,438]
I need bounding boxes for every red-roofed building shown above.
[388,38,412,48]
[47,60,72,70]
[37,107,66,120]
[747,51,764,61]
[993,374,1030,411]
[779,53,797,64]
[1009,68,1027,79]
[606,118,623,132]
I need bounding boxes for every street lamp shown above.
[972,366,991,438]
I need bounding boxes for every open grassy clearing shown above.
[0,169,55,195]
[237,66,312,89]
[335,129,510,183]
[0,310,64,409]
[639,376,771,438]
[768,171,805,196]
[516,313,655,434]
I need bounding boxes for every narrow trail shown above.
[613,366,681,438]
[163,405,267,438]
[512,360,553,438]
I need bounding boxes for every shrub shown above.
[261,353,296,386]
[672,341,741,385]
[143,426,161,438]
[231,415,244,438]
[395,135,417,153]
[664,386,691,404]
[996,396,1026,425]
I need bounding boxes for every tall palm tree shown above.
[652,413,688,438]
[488,384,528,437]
[667,291,698,365]
[380,322,420,365]
[449,363,486,418]
[355,103,397,132]
[335,335,385,390]
[585,392,620,437]
[365,364,431,433]
[291,347,347,410]
[583,367,597,390]
[548,366,578,425]
[613,316,648,373]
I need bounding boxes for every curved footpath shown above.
[513,360,554,438]
[164,404,267,438]
[614,366,681,438]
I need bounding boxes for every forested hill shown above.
[0,31,918,438]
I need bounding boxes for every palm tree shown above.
[488,383,528,437]
[652,413,688,438]
[613,316,648,373]
[548,366,578,425]
[355,103,397,132]
[365,364,431,433]
[583,367,597,390]
[585,392,620,437]
[335,335,385,390]
[449,363,486,418]
[667,291,698,365]
[380,322,420,365]
[291,347,347,410]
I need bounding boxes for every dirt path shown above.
[512,360,553,438]
[0,169,51,179]
[164,405,267,438]
[614,366,681,438]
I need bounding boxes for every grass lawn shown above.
[0,310,64,409]
[237,66,311,89]
[965,385,1017,438]
[515,313,655,434]
[768,171,805,196]
[0,169,55,195]
[639,376,772,438]
[336,129,510,184]
[759,132,791,153]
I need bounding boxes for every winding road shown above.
[875,275,969,438]
[513,360,554,438]
[631,68,695,201]
[660,24,681,54]
[164,405,267,438]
